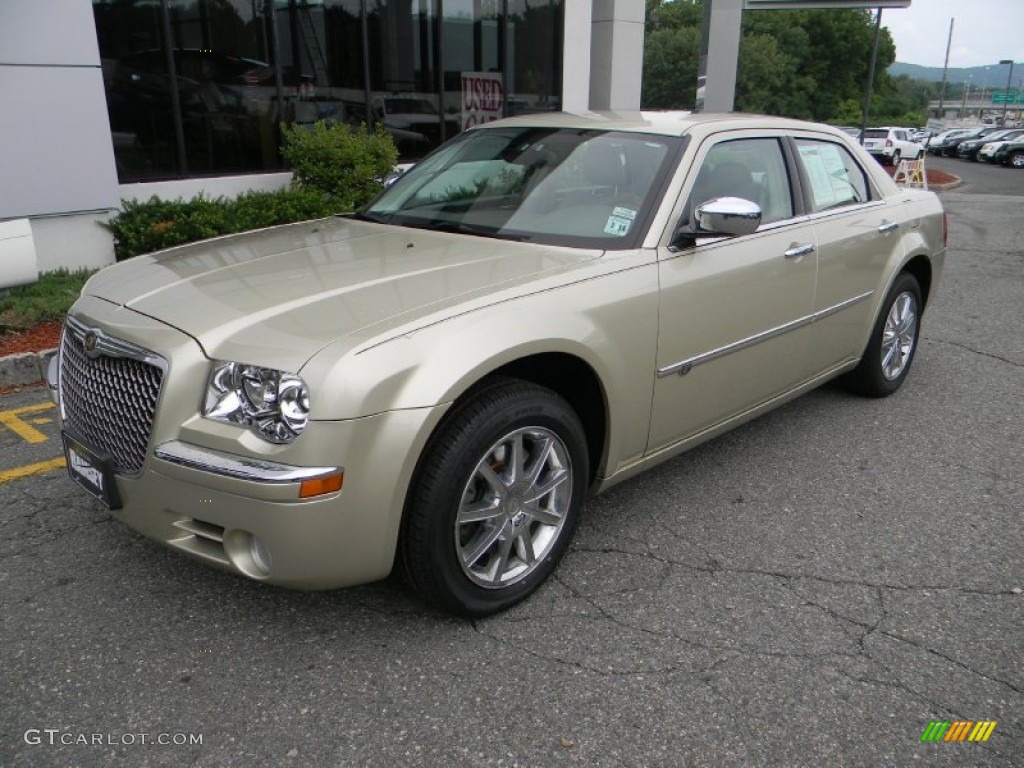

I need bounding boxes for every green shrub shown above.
[104,187,342,261]
[225,186,341,232]
[0,268,97,330]
[281,121,398,208]
[103,195,230,260]
[104,122,397,260]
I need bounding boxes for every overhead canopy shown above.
[744,1,910,8]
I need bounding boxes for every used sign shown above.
[461,72,504,131]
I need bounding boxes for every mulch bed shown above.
[0,320,63,358]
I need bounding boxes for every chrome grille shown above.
[59,318,165,475]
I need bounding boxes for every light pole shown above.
[960,75,972,119]
[1000,59,1015,126]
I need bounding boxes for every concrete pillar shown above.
[589,0,645,111]
[561,0,593,112]
[698,0,743,113]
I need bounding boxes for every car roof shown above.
[473,110,848,139]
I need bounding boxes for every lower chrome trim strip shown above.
[155,440,341,483]
[657,290,874,377]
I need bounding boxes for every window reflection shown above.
[94,0,178,179]
[93,0,563,180]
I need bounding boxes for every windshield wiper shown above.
[413,220,526,242]
[349,210,390,224]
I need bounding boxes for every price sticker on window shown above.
[604,207,636,236]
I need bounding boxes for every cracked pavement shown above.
[1,173,1021,766]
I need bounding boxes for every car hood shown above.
[84,217,598,371]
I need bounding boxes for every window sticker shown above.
[612,206,637,221]
[604,215,632,236]
[798,143,854,210]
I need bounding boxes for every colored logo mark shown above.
[920,721,997,742]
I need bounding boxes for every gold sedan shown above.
[50,112,946,615]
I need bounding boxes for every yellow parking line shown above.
[0,457,66,484]
[0,402,56,444]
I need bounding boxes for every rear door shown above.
[790,135,905,375]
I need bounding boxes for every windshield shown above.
[363,127,680,249]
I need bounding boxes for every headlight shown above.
[203,362,311,443]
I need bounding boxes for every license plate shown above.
[62,432,122,509]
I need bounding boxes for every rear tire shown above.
[844,272,922,398]
[1009,151,1024,169]
[890,150,902,167]
[400,379,588,616]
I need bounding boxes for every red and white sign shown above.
[461,72,504,131]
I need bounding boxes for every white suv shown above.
[861,127,923,166]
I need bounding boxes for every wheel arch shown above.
[420,350,610,490]
[487,353,608,487]
[901,253,933,309]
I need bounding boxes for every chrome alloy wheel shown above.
[881,291,918,380]
[455,427,572,588]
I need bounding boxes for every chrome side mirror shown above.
[694,197,762,237]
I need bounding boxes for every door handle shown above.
[784,243,815,259]
[878,221,900,234]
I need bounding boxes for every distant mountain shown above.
[890,61,1017,87]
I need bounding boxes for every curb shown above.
[0,348,57,389]
[931,177,963,191]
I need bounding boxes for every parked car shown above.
[909,129,933,144]
[958,128,1024,161]
[928,126,1001,157]
[978,135,1024,167]
[926,129,970,155]
[50,112,946,616]
[860,127,923,165]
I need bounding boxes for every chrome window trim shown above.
[804,199,886,223]
[154,440,341,484]
[657,290,874,377]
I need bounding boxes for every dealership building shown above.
[1,0,644,280]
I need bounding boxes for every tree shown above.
[642,1,901,124]
[642,26,702,109]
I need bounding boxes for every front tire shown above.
[401,379,588,616]
[844,272,922,397]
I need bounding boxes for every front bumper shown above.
[52,296,448,590]
[103,408,443,589]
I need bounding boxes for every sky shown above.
[883,0,1024,68]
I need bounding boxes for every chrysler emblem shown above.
[83,331,100,357]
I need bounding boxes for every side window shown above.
[794,139,870,213]
[688,138,793,226]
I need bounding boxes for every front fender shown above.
[302,258,661,474]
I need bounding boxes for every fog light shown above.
[249,535,272,575]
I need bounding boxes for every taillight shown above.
[886,139,893,147]
[943,211,948,248]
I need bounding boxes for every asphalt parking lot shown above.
[1,159,1021,767]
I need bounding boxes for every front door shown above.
[649,135,818,452]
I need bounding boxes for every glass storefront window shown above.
[167,0,281,176]
[93,0,179,180]
[507,0,562,116]
[93,0,563,180]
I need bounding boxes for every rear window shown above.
[863,130,889,140]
